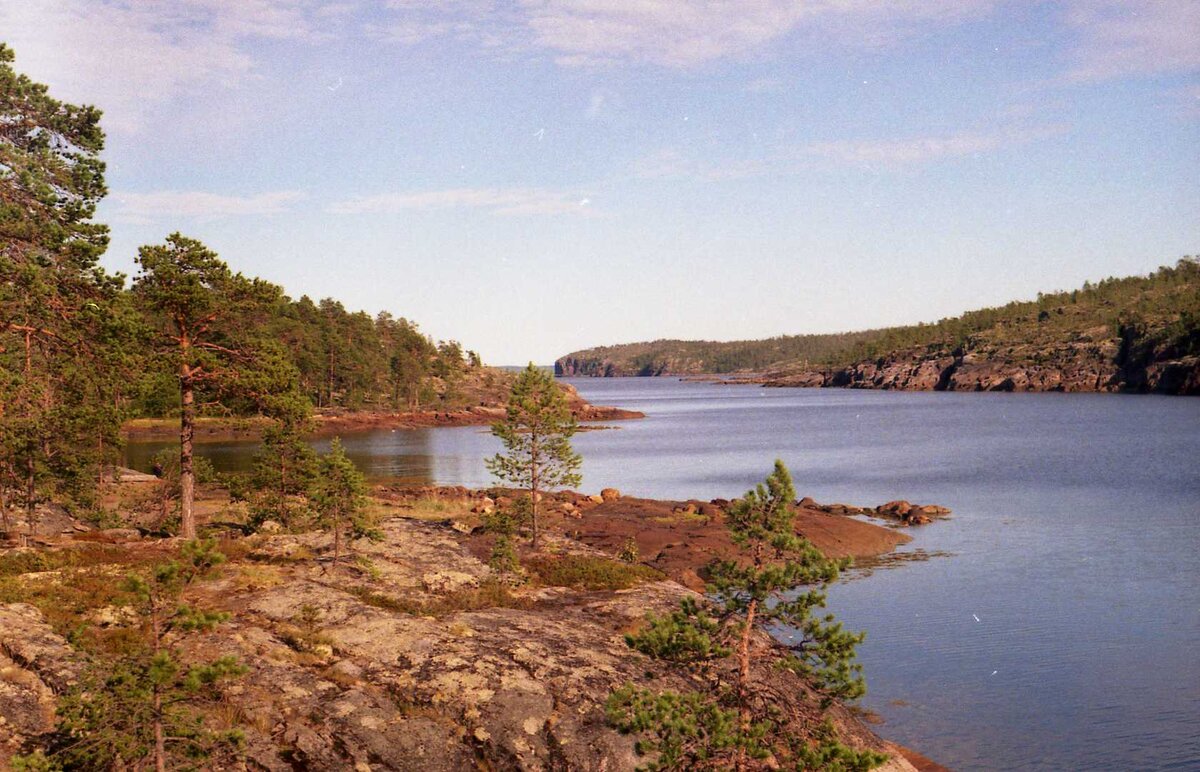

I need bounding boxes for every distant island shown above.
[557,260,1200,395]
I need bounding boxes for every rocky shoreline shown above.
[1,481,949,771]
[749,350,1200,394]
[560,349,1200,395]
[122,398,643,442]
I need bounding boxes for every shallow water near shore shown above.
[126,379,1200,771]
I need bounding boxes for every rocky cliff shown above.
[759,336,1200,394]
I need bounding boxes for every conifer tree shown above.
[133,234,283,538]
[0,44,133,532]
[23,540,246,771]
[246,348,318,529]
[485,363,582,550]
[610,461,882,771]
[311,438,377,560]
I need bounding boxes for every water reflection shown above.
[125,425,483,486]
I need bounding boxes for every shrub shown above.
[523,554,662,590]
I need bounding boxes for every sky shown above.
[2,1,1198,364]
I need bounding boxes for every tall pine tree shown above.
[133,234,285,538]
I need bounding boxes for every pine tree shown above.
[485,363,582,550]
[709,460,865,710]
[247,349,318,530]
[133,234,283,538]
[610,461,881,771]
[24,540,246,771]
[310,438,377,561]
[0,44,132,535]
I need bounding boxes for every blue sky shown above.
[3,1,1197,363]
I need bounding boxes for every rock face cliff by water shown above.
[759,340,1200,394]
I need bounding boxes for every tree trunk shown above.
[25,456,36,540]
[153,689,166,772]
[529,431,540,551]
[179,359,196,540]
[735,597,758,772]
[0,467,10,536]
[530,485,539,551]
[151,603,167,772]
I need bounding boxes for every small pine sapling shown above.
[310,438,379,561]
[486,363,582,550]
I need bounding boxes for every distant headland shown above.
[556,259,1200,395]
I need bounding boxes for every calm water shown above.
[126,379,1200,771]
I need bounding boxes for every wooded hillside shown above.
[557,260,1200,394]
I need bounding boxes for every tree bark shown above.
[25,455,36,540]
[735,597,758,772]
[179,356,196,540]
[152,604,167,772]
[529,430,540,551]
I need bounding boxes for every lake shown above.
[125,378,1200,771]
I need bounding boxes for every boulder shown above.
[600,488,621,502]
[99,527,142,541]
[421,570,480,594]
[877,500,912,517]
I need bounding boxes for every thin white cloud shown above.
[1063,1,1200,81]
[111,190,308,223]
[328,188,594,216]
[803,126,1070,166]
[369,0,996,67]
[518,0,996,68]
[633,125,1067,181]
[369,0,515,47]
[0,1,339,132]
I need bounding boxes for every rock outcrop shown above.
[0,604,83,758]
[0,516,919,770]
[762,345,1199,395]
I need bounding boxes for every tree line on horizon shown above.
[558,258,1200,377]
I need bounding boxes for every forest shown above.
[0,43,486,524]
